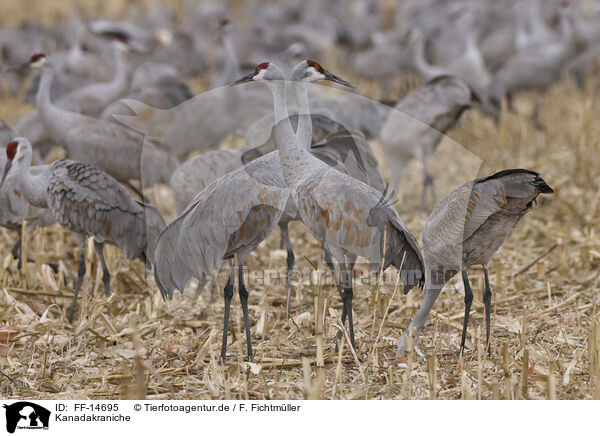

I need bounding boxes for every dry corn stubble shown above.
[0,0,599,400]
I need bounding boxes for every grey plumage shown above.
[1,138,165,322]
[31,54,178,188]
[398,169,553,355]
[379,74,475,208]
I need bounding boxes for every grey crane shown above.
[27,53,178,191]
[114,19,269,161]
[379,74,476,209]
[100,62,193,123]
[17,40,130,159]
[487,1,577,127]
[233,61,424,348]
[154,60,357,363]
[168,115,384,317]
[0,122,55,269]
[397,169,553,355]
[0,138,165,323]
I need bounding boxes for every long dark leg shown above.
[506,92,516,114]
[238,263,253,360]
[482,265,493,355]
[280,223,295,319]
[421,170,434,212]
[220,264,235,364]
[68,241,87,323]
[460,269,474,354]
[10,232,22,270]
[531,94,545,131]
[338,256,356,348]
[323,247,343,295]
[10,230,58,273]
[94,242,111,298]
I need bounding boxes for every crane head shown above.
[230,62,285,86]
[0,140,19,189]
[293,60,356,88]
[112,38,129,54]
[29,53,48,69]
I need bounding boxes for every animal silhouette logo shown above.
[3,402,50,433]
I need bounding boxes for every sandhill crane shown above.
[234,61,424,348]
[0,124,55,269]
[100,62,193,123]
[154,60,358,363]
[17,40,130,159]
[27,53,178,190]
[113,19,270,161]
[487,1,576,127]
[169,117,384,318]
[0,138,166,323]
[397,169,553,355]
[379,74,475,209]
[171,115,382,215]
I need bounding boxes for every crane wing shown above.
[154,152,290,299]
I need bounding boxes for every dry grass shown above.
[1,0,599,400]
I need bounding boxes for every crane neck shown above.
[290,80,312,149]
[266,79,313,190]
[222,33,241,84]
[411,37,446,82]
[12,152,49,209]
[36,66,56,115]
[113,47,129,87]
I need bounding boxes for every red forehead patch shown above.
[255,62,269,73]
[220,19,229,26]
[6,141,18,160]
[307,60,321,71]
[30,53,46,63]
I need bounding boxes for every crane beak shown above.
[6,62,29,73]
[321,69,356,88]
[0,160,11,190]
[230,72,255,86]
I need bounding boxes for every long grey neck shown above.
[412,38,446,82]
[14,156,49,209]
[37,67,61,119]
[37,67,77,145]
[222,34,240,84]
[291,81,312,148]
[267,80,313,190]
[108,48,129,96]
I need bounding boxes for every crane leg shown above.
[482,265,493,355]
[220,265,235,364]
[506,92,516,114]
[531,94,545,131]
[238,264,253,360]
[460,270,474,355]
[68,243,87,323]
[337,257,356,349]
[9,229,58,273]
[280,223,295,319]
[10,232,22,270]
[421,170,434,212]
[94,242,111,297]
[323,247,343,294]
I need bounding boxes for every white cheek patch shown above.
[311,71,325,81]
[254,68,267,81]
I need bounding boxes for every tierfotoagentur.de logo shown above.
[3,402,50,433]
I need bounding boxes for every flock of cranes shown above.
[4,0,595,366]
